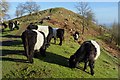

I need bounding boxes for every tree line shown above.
[110,22,120,46]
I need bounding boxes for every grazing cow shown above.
[44,16,51,20]
[8,21,19,31]
[0,23,7,32]
[73,31,79,41]
[27,24,53,47]
[2,23,7,28]
[21,29,47,63]
[53,28,64,46]
[15,21,20,29]
[69,40,100,75]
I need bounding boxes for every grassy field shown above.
[0,7,119,79]
[1,29,119,78]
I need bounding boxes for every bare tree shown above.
[0,0,9,23]
[15,2,40,17]
[86,10,95,27]
[15,10,20,18]
[24,2,40,15]
[15,3,25,17]
[75,2,94,34]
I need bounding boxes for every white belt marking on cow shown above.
[13,23,15,28]
[37,25,49,38]
[33,29,44,50]
[91,40,100,60]
[53,28,58,38]
[76,34,79,39]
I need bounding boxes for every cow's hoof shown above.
[42,54,46,57]
[46,44,50,48]
[59,43,62,46]
[83,69,86,71]
[29,59,34,64]
[91,72,94,76]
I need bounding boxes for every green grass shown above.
[1,7,119,78]
[1,31,119,78]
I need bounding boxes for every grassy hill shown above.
[1,7,119,78]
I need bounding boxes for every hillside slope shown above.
[1,7,119,78]
[12,7,99,36]
[12,7,120,57]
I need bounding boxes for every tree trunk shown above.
[82,19,85,34]
[82,25,85,34]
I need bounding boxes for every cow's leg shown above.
[28,47,34,63]
[83,58,89,71]
[24,44,29,59]
[47,26,53,45]
[83,61,88,71]
[10,27,13,31]
[40,47,46,57]
[54,37,56,44]
[21,34,29,59]
[75,61,79,68]
[16,25,19,30]
[46,36,50,47]
[48,35,53,45]
[28,40,35,63]
[89,60,94,75]
[59,37,62,46]
[2,28,4,32]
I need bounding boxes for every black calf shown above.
[53,28,64,46]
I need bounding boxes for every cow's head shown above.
[69,55,77,68]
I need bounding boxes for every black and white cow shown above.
[53,28,64,46]
[73,31,79,41]
[8,21,19,31]
[0,23,7,32]
[21,29,47,63]
[69,40,100,75]
[27,24,53,47]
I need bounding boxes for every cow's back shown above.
[37,25,49,38]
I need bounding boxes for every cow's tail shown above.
[21,31,29,59]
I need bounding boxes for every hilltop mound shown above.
[13,7,99,37]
